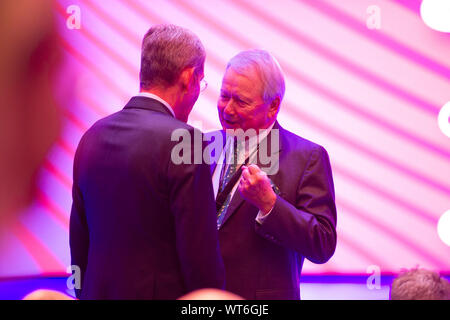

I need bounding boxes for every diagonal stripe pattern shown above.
[1,0,449,278]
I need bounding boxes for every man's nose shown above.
[223,99,236,116]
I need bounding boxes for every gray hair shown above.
[390,268,450,300]
[226,49,285,104]
[140,24,205,89]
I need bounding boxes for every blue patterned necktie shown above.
[217,138,239,228]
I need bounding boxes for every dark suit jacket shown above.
[70,96,225,299]
[207,122,337,300]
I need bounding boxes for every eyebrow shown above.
[220,89,251,104]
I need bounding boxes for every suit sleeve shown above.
[167,128,225,291]
[255,145,337,264]
[69,142,89,299]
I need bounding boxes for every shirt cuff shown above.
[255,207,274,225]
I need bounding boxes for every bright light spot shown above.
[420,0,450,33]
[438,102,450,138]
[437,210,450,246]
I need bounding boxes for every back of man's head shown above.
[390,268,450,300]
[140,24,205,90]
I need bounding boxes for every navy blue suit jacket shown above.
[70,96,225,299]
[207,122,337,299]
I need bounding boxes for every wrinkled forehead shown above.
[221,66,263,95]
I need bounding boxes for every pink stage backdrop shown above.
[1,0,449,277]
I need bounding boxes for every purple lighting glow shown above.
[1,0,449,279]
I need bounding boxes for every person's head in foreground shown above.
[0,0,62,229]
[178,288,243,300]
[140,24,206,122]
[23,289,74,300]
[390,268,450,300]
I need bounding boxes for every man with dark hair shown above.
[390,268,450,300]
[70,24,224,299]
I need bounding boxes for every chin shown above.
[221,120,239,130]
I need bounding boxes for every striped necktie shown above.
[216,138,239,228]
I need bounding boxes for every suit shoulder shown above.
[76,112,120,145]
[92,109,196,136]
[280,126,327,156]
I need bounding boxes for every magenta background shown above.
[1,0,449,278]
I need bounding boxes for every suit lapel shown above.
[210,160,217,176]
[219,188,246,228]
[206,130,226,176]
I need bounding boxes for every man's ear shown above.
[268,97,281,119]
[178,66,196,90]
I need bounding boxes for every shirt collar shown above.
[247,122,275,152]
[137,92,176,117]
[225,122,276,163]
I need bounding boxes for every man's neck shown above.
[138,89,177,118]
[140,87,177,107]
[140,86,185,119]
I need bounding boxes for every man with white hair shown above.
[70,24,224,299]
[207,49,337,299]
[390,268,450,300]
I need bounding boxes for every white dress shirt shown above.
[212,122,276,225]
